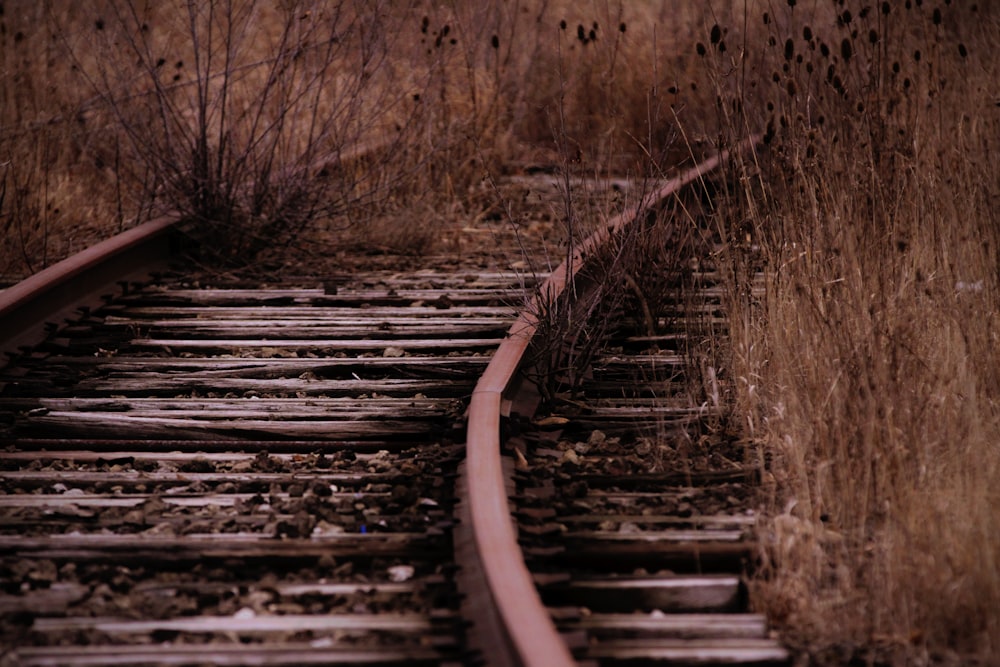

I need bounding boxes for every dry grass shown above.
[0,3,122,277]
[3,1,998,663]
[0,1,717,275]
[698,2,1000,664]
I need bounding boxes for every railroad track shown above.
[509,265,784,665]
[0,145,788,666]
[0,262,529,666]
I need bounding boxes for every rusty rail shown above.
[0,133,396,368]
[462,140,756,666]
[0,216,183,365]
[0,136,759,665]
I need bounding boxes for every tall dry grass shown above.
[1,1,722,273]
[697,1,1000,663]
[0,3,122,278]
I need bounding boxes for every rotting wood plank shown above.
[0,512,292,530]
[19,410,442,427]
[11,414,446,440]
[0,438,427,453]
[595,353,688,361]
[539,405,716,419]
[572,613,770,640]
[559,529,747,543]
[1,469,426,487]
[552,415,710,432]
[32,612,439,634]
[526,540,756,572]
[14,355,490,371]
[121,336,503,351]
[128,278,519,293]
[101,305,516,318]
[0,446,461,463]
[620,331,729,346]
[568,489,740,501]
[66,376,470,397]
[122,287,516,299]
[62,322,510,340]
[130,579,438,596]
[554,514,757,527]
[561,396,699,409]
[6,397,456,419]
[540,575,743,613]
[111,289,515,308]
[592,353,687,367]
[0,532,435,561]
[0,360,488,390]
[11,644,447,666]
[0,492,391,509]
[583,638,789,664]
[100,315,512,326]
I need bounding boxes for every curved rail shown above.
[0,139,759,665]
[0,216,183,365]
[463,139,757,666]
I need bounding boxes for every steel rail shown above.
[0,135,393,367]
[0,134,759,664]
[463,138,757,667]
[0,216,183,365]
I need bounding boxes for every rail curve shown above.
[0,139,772,667]
[0,217,183,364]
[459,139,769,666]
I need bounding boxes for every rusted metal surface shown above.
[0,138,392,367]
[461,139,767,667]
[0,216,182,365]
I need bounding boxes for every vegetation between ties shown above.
[1,0,998,664]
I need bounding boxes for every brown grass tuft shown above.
[700,1,1000,663]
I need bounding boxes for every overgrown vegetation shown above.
[73,2,420,258]
[0,1,710,276]
[699,2,1000,664]
[2,1,997,663]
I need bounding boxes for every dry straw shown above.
[696,1,1000,663]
